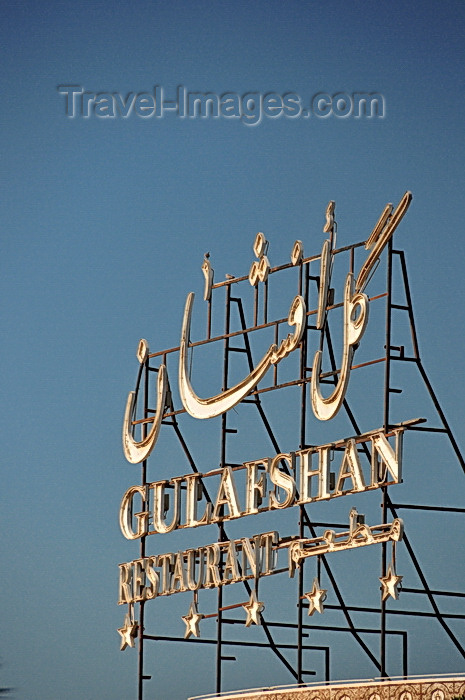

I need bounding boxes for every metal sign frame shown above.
[117,195,465,700]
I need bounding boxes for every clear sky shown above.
[1,1,464,699]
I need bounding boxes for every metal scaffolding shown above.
[122,230,465,700]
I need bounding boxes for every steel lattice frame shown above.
[122,232,465,700]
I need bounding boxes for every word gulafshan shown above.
[122,192,412,465]
[119,427,404,540]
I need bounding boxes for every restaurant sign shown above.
[117,192,412,648]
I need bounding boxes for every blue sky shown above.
[1,1,464,699]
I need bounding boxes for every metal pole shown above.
[216,282,232,695]
[138,358,150,700]
[297,258,310,683]
[381,237,394,678]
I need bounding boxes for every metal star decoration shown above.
[118,613,138,651]
[182,601,204,639]
[380,563,403,601]
[243,591,265,627]
[304,577,328,616]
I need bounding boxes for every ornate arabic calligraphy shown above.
[288,515,404,575]
[122,192,412,464]
[179,293,306,419]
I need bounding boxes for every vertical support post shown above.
[138,359,149,700]
[297,513,304,684]
[273,323,279,386]
[264,278,268,324]
[216,548,224,696]
[221,282,231,479]
[207,297,212,340]
[380,237,393,678]
[297,259,309,685]
[216,282,232,695]
[380,486,388,678]
[253,285,259,327]
[300,259,310,451]
[402,631,408,679]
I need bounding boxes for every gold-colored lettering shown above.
[118,562,133,604]
[119,485,148,540]
[211,467,241,521]
[268,453,296,509]
[335,439,366,494]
